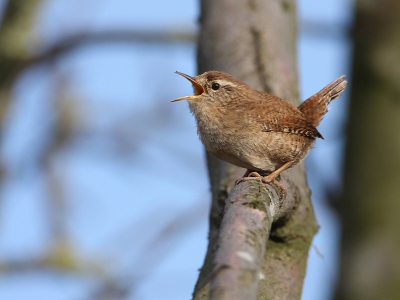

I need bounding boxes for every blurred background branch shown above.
[0,0,353,300]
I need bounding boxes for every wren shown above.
[172,71,347,194]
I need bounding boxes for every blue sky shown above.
[0,1,353,299]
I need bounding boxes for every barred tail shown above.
[298,75,347,127]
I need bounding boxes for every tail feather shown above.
[298,75,347,127]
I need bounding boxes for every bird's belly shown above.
[201,131,314,172]
[209,148,277,172]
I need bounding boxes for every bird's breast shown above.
[190,103,274,170]
[188,101,314,172]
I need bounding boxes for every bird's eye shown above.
[211,83,220,90]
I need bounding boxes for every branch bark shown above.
[209,179,299,300]
[193,0,319,299]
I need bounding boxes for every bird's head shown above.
[172,70,249,106]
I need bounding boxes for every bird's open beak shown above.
[172,71,205,102]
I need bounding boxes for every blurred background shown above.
[0,0,352,299]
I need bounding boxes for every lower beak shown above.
[172,71,204,102]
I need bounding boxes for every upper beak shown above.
[172,71,205,102]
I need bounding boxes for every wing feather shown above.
[248,94,323,139]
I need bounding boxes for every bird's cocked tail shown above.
[298,75,347,127]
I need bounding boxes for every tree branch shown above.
[193,0,319,299]
[0,29,196,90]
[208,179,298,300]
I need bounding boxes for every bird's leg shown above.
[260,161,294,195]
[242,169,262,178]
[235,170,263,185]
[236,161,294,196]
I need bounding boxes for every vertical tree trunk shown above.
[193,1,319,299]
[335,1,400,299]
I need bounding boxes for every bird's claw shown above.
[236,173,287,198]
[235,172,262,185]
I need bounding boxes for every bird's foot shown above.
[236,172,286,197]
[260,174,286,197]
[235,172,263,185]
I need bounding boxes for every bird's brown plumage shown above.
[248,92,323,139]
[173,70,347,192]
[298,75,347,127]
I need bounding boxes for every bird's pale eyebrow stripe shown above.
[215,80,239,88]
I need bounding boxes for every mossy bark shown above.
[193,0,319,299]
